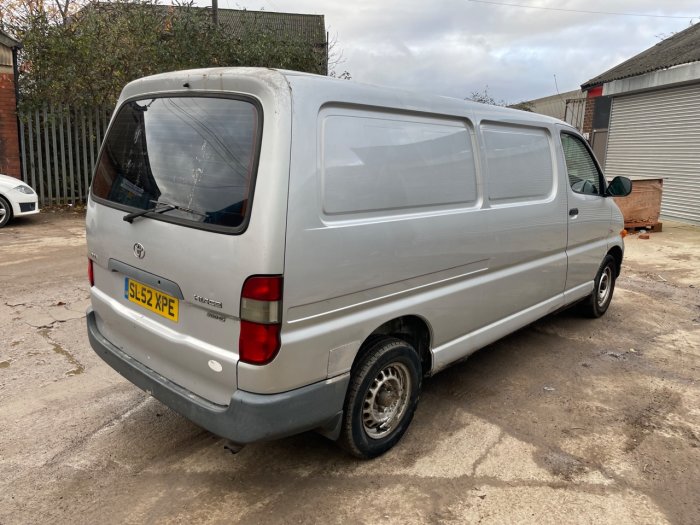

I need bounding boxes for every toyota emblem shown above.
[133,243,146,259]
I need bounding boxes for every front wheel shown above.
[338,337,421,459]
[0,196,12,228]
[580,254,617,318]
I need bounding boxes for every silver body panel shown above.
[88,68,625,415]
[87,69,291,405]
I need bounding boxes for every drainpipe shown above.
[12,42,24,181]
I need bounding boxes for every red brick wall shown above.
[0,71,21,179]
[582,85,603,140]
[581,99,595,138]
[582,97,595,137]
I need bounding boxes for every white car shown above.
[0,173,40,228]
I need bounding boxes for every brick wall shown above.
[582,96,596,138]
[582,85,603,140]
[0,70,21,179]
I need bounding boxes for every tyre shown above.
[0,196,12,228]
[580,254,617,318]
[338,337,421,459]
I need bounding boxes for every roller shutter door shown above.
[605,84,700,223]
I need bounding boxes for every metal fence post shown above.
[17,103,114,206]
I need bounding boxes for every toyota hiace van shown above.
[86,68,631,458]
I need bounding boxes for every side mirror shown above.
[605,176,632,197]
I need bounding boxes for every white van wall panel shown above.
[264,77,571,393]
[605,84,700,223]
[321,110,477,215]
[480,124,554,203]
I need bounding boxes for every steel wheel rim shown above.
[0,201,6,218]
[597,266,612,307]
[362,362,411,439]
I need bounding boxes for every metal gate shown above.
[605,84,700,224]
[564,97,586,131]
[19,105,112,206]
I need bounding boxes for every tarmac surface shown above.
[1,211,698,524]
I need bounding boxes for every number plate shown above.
[125,278,179,322]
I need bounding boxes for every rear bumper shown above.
[86,309,349,444]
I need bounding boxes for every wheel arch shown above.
[607,245,623,277]
[353,315,433,377]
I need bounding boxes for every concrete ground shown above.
[0,212,698,524]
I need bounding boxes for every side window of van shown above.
[480,124,554,204]
[561,133,602,195]
[321,110,477,215]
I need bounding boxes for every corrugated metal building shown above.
[519,89,587,131]
[215,9,327,74]
[582,23,700,224]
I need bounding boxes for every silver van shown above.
[86,68,631,458]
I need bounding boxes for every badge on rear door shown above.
[133,243,145,259]
[194,295,223,308]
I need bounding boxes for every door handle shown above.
[569,208,579,216]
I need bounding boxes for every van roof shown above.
[119,67,568,128]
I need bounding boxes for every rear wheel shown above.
[0,196,12,228]
[339,337,421,458]
[580,254,617,318]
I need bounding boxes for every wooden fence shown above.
[19,105,113,206]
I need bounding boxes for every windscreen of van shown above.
[92,96,261,232]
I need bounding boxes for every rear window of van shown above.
[92,96,261,232]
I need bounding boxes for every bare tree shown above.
[467,86,533,111]
[327,29,351,79]
[467,86,507,106]
[1,0,85,28]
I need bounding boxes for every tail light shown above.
[239,275,282,365]
[88,258,94,287]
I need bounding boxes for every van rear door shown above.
[87,94,269,405]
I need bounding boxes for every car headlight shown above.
[14,185,35,195]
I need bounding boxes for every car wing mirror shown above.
[605,176,632,197]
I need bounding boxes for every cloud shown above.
[218,0,699,102]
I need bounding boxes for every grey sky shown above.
[212,0,698,103]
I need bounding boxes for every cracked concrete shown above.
[36,327,85,376]
[0,212,699,524]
